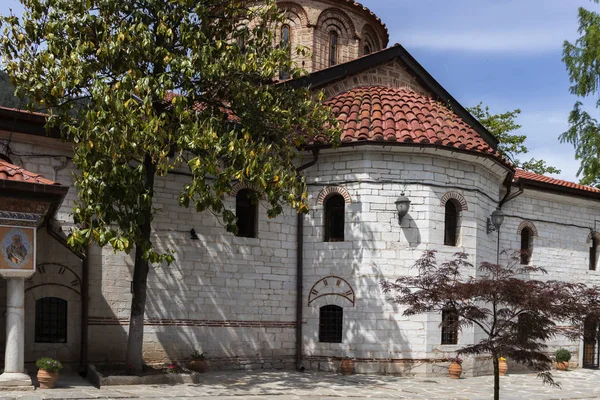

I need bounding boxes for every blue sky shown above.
[0,0,596,183]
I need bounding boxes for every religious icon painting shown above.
[0,226,35,271]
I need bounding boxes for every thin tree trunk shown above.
[125,154,156,373]
[493,356,500,400]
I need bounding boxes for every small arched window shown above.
[35,297,67,343]
[441,305,458,345]
[590,236,598,271]
[319,305,343,343]
[279,24,291,80]
[521,227,533,265]
[444,201,459,246]
[236,189,257,238]
[329,31,338,66]
[363,45,372,56]
[324,194,344,242]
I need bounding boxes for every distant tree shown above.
[381,251,600,400]
[562,0,600,187]
[0,0,338,372]
[468,103,560,175]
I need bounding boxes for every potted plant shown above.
[36,357,63,389]
[498,357,508,376]
[188,351,209,373]
[555,348,571,371]
[448,355,463,379]
[340,357,354,375]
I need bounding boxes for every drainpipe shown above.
[295,149,319,371]
[79,244,89,376]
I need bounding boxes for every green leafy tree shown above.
[562,0,600,187]
[0,0,338,371]
[468,103,560,175]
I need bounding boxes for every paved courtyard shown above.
[3,368,600,399]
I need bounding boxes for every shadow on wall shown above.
[301,193,414,375]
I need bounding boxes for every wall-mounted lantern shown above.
[395,193,411,224]
[486,208,505,234]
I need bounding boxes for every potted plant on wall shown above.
[188,351,209,373]
[555,348,571,371]
[448,355,463,379]
[36,357,63,389]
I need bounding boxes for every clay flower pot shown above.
[340,358,354,375]
[188,358,209,373]
[498,359,508,376]
[556,361,569,371]
[37,370,59,389]
[448,362,462,379]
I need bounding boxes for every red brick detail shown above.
[230,182,258,197]
[0,160,58,185]
[324,86,500,159]
[515,169,600,195]
[88,316,296,329]
[440,191,468,211]
[278,1,309,27]
[317,7,357,38]
[316,186,352,205]
[517,221,538,237]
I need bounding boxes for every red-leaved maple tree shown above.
[381,250,600,400]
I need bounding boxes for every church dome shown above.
[325,86,501,158]
[276,0,389,73]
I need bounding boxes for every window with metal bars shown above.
[324,194,344,242]
[236,189,258,238]
[444,201,458,246]
[521,227,533,265]
[329,31,338,66]
[441,306,458,345]
[35,297,67,343]
[319,305,343,343]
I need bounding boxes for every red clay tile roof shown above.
[325,86,501,159]
[514,169,600,195]
[0,160,59,185]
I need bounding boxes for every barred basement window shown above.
[236,189,257,238]
[324,194,344,242]
[35,297,67,343]
[441,306,458,345]
[319,305,343,343]
[444,201,459,246]
[521,227,533,265]
[591,236,598,271]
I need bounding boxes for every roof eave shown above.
[514,178,600,201]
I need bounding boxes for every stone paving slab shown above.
[1,369,600,399]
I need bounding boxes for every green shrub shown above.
[35,357,63,373]
[555,348,571,363]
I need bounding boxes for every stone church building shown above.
[0,0,599,382]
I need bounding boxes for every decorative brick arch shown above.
[360,24,382,53]
[230,182,258,197]
[587,231,600,243]
[317,186,352,206]
[316,8,357,39]
[518,221,538,237]
[277,2,309,28]
[439,192,468,211]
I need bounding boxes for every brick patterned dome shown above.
[325,86,500,158]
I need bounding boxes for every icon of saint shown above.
[6,234,27,264]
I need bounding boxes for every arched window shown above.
[279,24,291,80]
[444,201,459,246]
[319,305,343,343]
[591,236,598,271]
[363,45,372,56]
[324,194,344,242]
[521,227,533,265]
[236,189,257,238]
[329,31,338,66]
[441,306,458,345]
[35,297,67,343]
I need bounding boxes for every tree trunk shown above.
[493,356,500,400]
[125,155,156,373]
